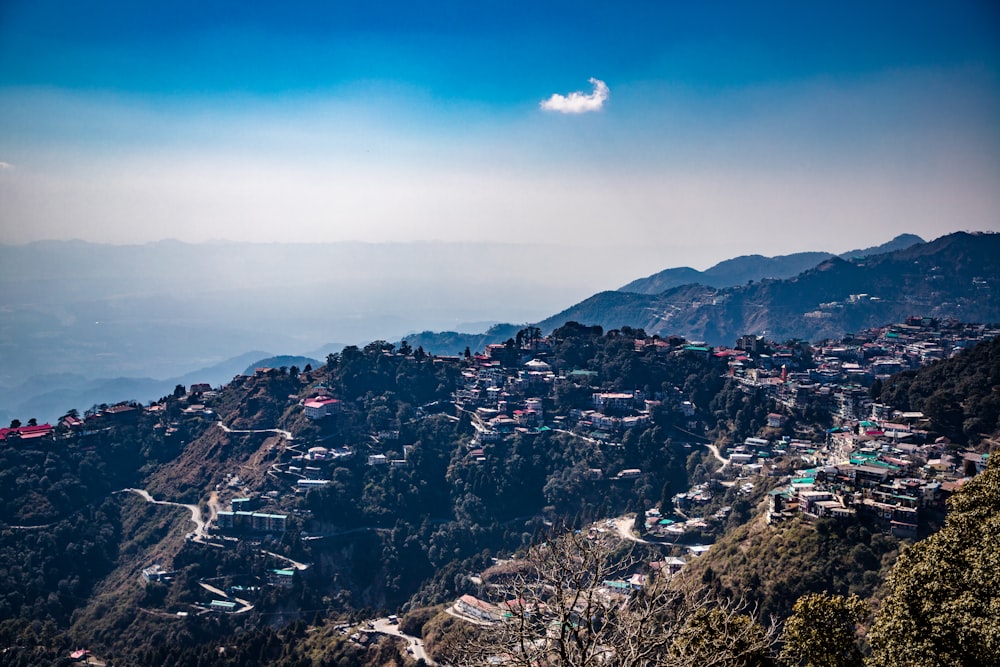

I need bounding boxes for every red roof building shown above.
[0,423,54,442]
[303,397,341,420]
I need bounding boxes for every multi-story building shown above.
[215,510,288,532]
[303,396,340,420]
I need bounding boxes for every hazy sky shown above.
[1,1,999,272]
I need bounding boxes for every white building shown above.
[593,392,634,412]
[455,594,504,623]
[303,397,340,420]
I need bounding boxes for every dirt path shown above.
[216,422,293,441]
[611,516,654,545]
[198,582,254,613]
[121,488,208,541]
[553,428,603,445]
[370,617,438,665]
[261,549,310,571]
[206,491,220,527]
[705,443,729,467]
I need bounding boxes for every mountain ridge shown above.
[619,233,925,295]
[540,232,998,346]
[0,350,272,423]
[1,231,977,421]
[405,231,998,354]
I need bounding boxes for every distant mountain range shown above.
[407,232,999,353]
[0,240,605,422]
[6,231,996,422]
[619,234,924,294]
[0,350,274,424]
[537,231,999,344]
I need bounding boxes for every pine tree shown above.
[660,480,673,514]
[633,498,647,535]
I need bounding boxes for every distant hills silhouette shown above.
[618,234,924,294]
[7,231,998,423]
[408,232,998,354]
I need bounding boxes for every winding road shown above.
[705,443,729,467]
[121,488,212,542]
[370,618,437,665]
[216,422,293,440]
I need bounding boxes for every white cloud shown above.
[0,162,13,170]
[540,78,609,114]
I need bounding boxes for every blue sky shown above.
[1,1,999,272]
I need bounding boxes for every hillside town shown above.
[3,317,996,637]
[433,320,1000,628]
[8,320,995,534]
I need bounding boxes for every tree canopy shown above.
[866,452,1000,666]
[780,593,868,667]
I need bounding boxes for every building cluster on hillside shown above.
[50,402,143,438]
[569,391,653,434]
[5,316,995,541]
[766,441,988,537]
[200,494,292,538]
[382,318,998,527]
[703,318,997,536]
[456,357,554,445]
[725,319,996,416]
[455,355,677,460]
[639,504,719,541]
[215,509,288,533]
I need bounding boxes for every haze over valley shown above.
[0,231,970,423]
[0,240,624,421]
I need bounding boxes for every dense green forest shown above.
[875,336,1000,446]
[0,414,157,630]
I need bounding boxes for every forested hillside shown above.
[867,451,1000,665]
[0,409,191,660]
[875,336,1000,446]
[681,510,902,621]
[0,328,732,663]
[0,326,996,665]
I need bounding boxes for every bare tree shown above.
[454,530,779,667]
